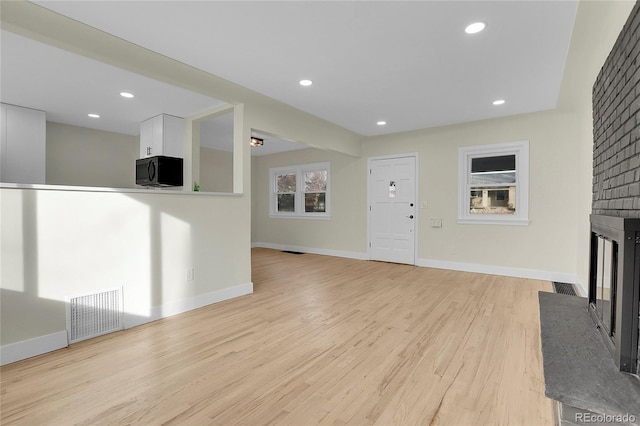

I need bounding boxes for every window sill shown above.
[269,214,332,221]
[457,218,530,226]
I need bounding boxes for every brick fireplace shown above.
[591,0,640,375]
[589,215,640,374]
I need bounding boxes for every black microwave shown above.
[136,156,183,187]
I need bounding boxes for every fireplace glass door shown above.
[594,235,617,339]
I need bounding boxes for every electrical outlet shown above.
[185,268,194,281]
[430,219,443,228]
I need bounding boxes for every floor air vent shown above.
[552,282,577,296]
[67,288,123,344]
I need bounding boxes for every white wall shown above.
[46,121,138,188]
[250,0,635,288]
[555,0,636,288]
[0,188,251,347]
[252,110,583,280]
[200,147,233,193]
[362,110,581,277]
[252,147,366,257]
[0,2,362,364]
[1,0,634,364]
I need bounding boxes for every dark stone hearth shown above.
[539,292,640,423]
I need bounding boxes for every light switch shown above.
[430,219,442,228]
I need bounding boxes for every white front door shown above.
[368,155,417,265]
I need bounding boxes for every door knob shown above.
[407,215,414,219]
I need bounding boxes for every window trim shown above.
[269,162,331,219]
[457,141,529,226]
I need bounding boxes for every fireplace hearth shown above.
[589,214,640,375]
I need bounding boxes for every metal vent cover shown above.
[553,282,578,297]
[66,288,123,344]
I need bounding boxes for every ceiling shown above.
[1,1,578,144]
[199,111,306,156]
[0,30,226,136]
[1,28,305,155]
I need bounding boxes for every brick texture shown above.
[592,1,640,218]
[591,0,640,375]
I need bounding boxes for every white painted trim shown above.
[268,214,332,220]
[458,140,529,225]
[252,243,588,294]
[0,283,253,366]
[0,330,68,366]
[574,280,587,298]
[252,242,368,260]
[0,182,243,197]
[269,162,331,219]
[457,219,530,226]
[367,153,419,265]
[416,258,581,285]
[124,282,253,329]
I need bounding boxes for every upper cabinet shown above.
[0,103,46,184]
[139,114,184,159]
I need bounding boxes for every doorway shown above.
[368,154,418,265]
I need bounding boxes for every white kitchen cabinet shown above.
[139,114,184,159]
[0,103,46,184]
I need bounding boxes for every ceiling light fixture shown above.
[299,79,313,86]
[377,121,387,126]
[465,22,486,34]
[120,92,134,98]
[88,113,100,118]
[250,137,264,147]
[492,99,506,105]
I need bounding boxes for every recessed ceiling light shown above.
[299,79,313,86]
[88,113,100,118]
[465,22,486,34]
[492,99,506,105]
[120,92,134,98]
[377,121,387,126]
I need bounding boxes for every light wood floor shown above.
[1,248,554,425]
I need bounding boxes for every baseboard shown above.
[417,258,582,287]
[1,283,253,366]
[252,243,584,288]
[574,281,587,298]
[252,242,368,260]
[124,282,253,329]
[0,330,68,366]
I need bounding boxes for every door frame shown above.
[367,153,420,265]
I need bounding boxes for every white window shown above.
[270,162,330,219]
[458,141,529,225]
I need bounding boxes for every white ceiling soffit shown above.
[199,112,307,157]
[34,1,578,136]
[0,30,226,136]
[250,132,308,157]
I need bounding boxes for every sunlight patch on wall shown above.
[33,192,153,321]
[0,190,26,292]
